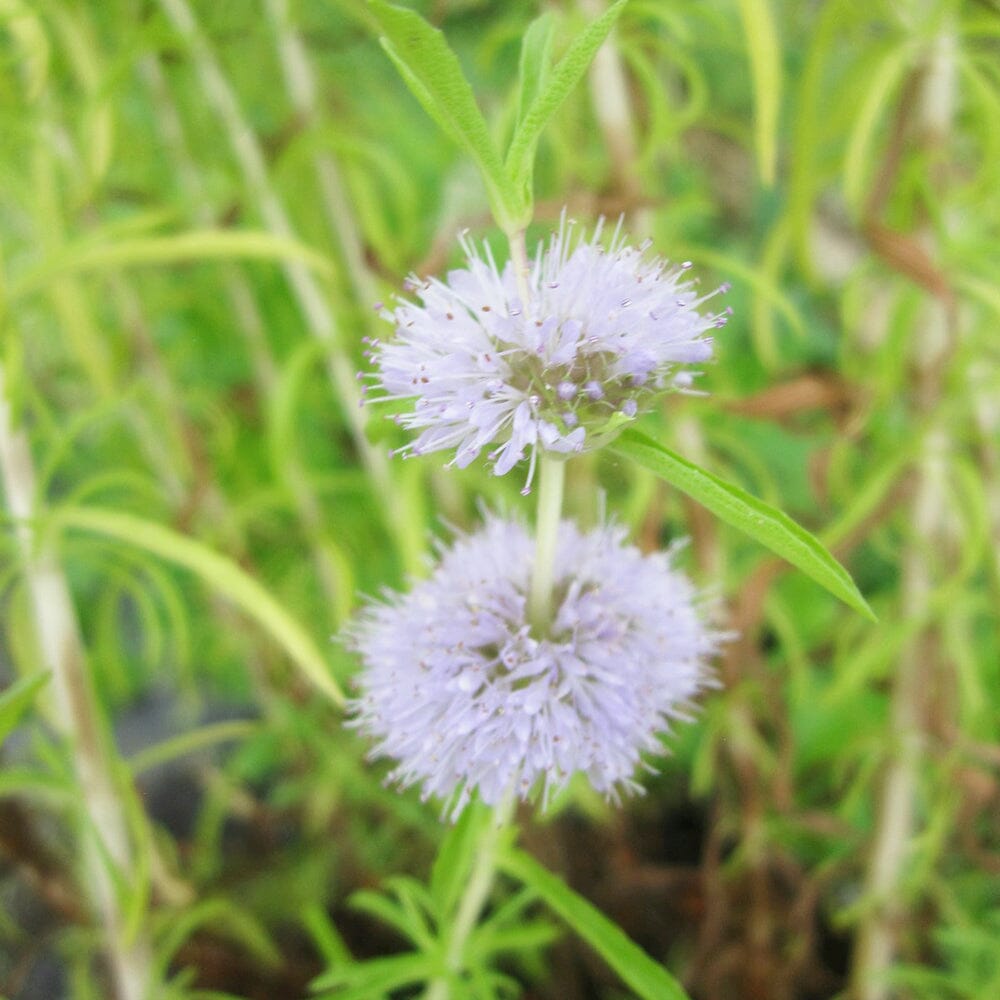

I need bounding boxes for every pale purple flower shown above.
[366,216,730,492]
[346,515,721,818]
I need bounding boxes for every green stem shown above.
[424,795,516,1000]
[507,227,532,309]
[504,228,565,633]
[528,456,566,633]
[0,353,152,998]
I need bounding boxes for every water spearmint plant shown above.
[325,4,871,999]
[4,0,994,997]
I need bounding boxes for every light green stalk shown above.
[851,21,958,1000]
[502,228,567,634]
[423,794,516,1000]
[497,218,567,634]
[0,266,152,1000]
[528,456,567,633]
[507,227,532,308]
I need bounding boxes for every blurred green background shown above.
[0,1,998,998]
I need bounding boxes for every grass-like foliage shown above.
[0,1,997,999]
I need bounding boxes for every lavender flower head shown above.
[367,216,731,492]
[346,515,721,818]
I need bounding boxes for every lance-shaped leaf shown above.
[8,230,334,301]
[501,847,691,1000]
[515,12,556,130]
[58,507,344,704]
[367,0,523,227]
[612,428,875,619]
[736,0,782,187]
[505,0,629,195]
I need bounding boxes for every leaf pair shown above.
[366,0,628,232]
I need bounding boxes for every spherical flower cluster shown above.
[346,515,721,818]
[367,217,730,492]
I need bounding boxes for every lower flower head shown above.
[367,216,730,492]
[346,515,722,818]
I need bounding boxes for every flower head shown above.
[346,515,721,818]
[367,216,730,492]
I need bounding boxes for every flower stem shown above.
[528,456,566,634]
[507,227,532,310]
[424,795,516,1000]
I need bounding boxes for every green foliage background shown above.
[0,0,998,998]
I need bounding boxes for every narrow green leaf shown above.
[9,230,333,302]
[301,902,353,968]
[672,241,805,339]
[468,920,560,962]
[383,876,438,949]
[309,952,434,995]
[611,428,875,620]
[787,0,849,272]
[750,216,794,369]
[0,767,74,802]
[516,13,556,129]
[349,889,424,947]
[501,847,691,1000]
[128,720,258,776]
[58,507,344,704]
[152,898,282,983]
[367,0,522,226]
[735,0,782,187]
[1,0,51,101]
[0,672,49,746]
[842,43,914,216]
[505,0,628,194]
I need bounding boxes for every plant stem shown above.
[851,20,957,1000]
[503,228,564,632]
[424,795,516,1000]
[0,357,152,1000]
[528,456,566,634]
[507,227,532,309]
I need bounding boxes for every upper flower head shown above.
[346,515,721,818]
[367,216,731,492]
